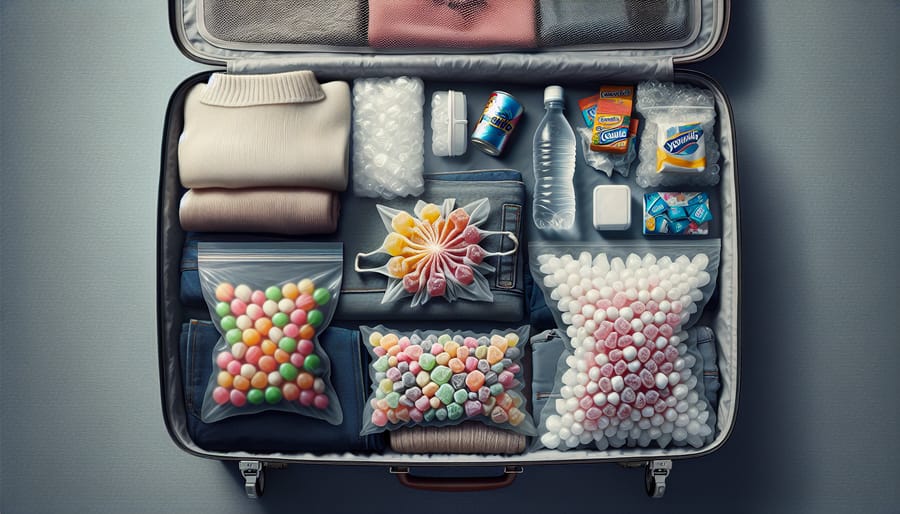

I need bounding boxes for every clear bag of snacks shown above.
[197,242,343,424]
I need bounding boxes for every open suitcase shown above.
[158,0,739,499]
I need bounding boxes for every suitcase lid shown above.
[170,0,729,80]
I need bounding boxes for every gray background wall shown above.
[1,1,898,512]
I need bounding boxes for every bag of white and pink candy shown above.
[197,242,344,425]
[528,241,721,452]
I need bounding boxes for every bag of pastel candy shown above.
[197,242,343,424]
[527,241,721,451]
[359,325,537,437]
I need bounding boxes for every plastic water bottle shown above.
[532,85,577,231]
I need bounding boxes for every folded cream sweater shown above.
[178,71,350,191]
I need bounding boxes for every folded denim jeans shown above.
[180,320,384,453]
[336,169,526,321]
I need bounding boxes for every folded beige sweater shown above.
[178,71,350,191]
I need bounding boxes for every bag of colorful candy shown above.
[354,198,519,307]
[359,325,537,437]
[527,241,721,451]
[197,242,343,424]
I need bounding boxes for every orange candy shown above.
[456,346,469,360]
[298,324,316,340]
[232,375,250,391]
[254,318,273,336]
[242,328,261,346]
[281,282,300,300]
[387,345,401,357]
[250,371,268,389]
[261,339,277,355]
[443,341,459,358]
[448,358,465,374]
[274,349,290,364]
[282,383,300,401]
[296,372,314,390]
[258,355,277,373]
[487,346,504,365]
[380,333,399,350]
[217,371,233,388]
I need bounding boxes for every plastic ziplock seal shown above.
[634,81,720,188]
[198,242,344,424]
[359,325,536,436]
[527,241,720,451]
[354,198,519,307]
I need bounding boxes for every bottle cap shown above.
[544,85,564,103]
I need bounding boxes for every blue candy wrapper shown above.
[643,192,711,236]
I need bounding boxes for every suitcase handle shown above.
[391,466,522,492]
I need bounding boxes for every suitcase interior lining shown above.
[159,71,738,463]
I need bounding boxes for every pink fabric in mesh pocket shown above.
[368,0,536,49]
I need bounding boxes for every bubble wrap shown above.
[353,77,425,199]
[635,81,720,189]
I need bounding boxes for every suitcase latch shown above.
[645,459,672,498]
[239,460,265,499]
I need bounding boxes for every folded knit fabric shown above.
[201,0,367,46]
[179,188,340,235]
[390,423,526,454]
[179,71,350,191]
[538,0,694,47]
[368,0,536,49]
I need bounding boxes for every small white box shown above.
[592,185,632,230]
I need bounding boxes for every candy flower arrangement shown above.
[533,250,716,450]
[355,198,518,307]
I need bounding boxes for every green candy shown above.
[447,403,463,420]
[272,312,289,327]
[312,287,331,305]
[435,407,448,421]
[490,383,505,396]
[247,389,264,405]
[265,286,282,301]
[216,302,231,317]
[491,362,505,374]
[423,409,436,422]
[474,346,488,359]
[278,337,297,353]
[279,363,299,382]
[436,383,455,405]
[303,354,321,373]
[373,356,390,373]
[385,392,400,409]
[437,334,452,344]
[265,386,282,404]
[220,315,237,331]
[307,309,324,327]
[375,389,386,400]
[453,389,468,405]
[225,328,242,344]
[418,353,436,371]
[431,365,452,385]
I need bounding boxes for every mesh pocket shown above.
[199,0,697,50]
[202,0,368,46]
[538,0,695,47]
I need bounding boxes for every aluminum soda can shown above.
[471,91,524,156]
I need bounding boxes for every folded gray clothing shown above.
[538,0,694,47]
[201,0,367,46]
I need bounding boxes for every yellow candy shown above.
[368,331,383,347]
[388,356,398,367]
[380,379,394,394]
[217,371,233,388]
[387,256,409,278]
[506,332,519,347]
[384,233,407,257]
[490,335,508,353]
[391,212,416,237]
[297,278,315,295]
[419,203,441,224]
[380,333,399,350]
[435,352,451,366]
[443,341,459,358]
[281,282,299,300]
[487,346,504,365]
